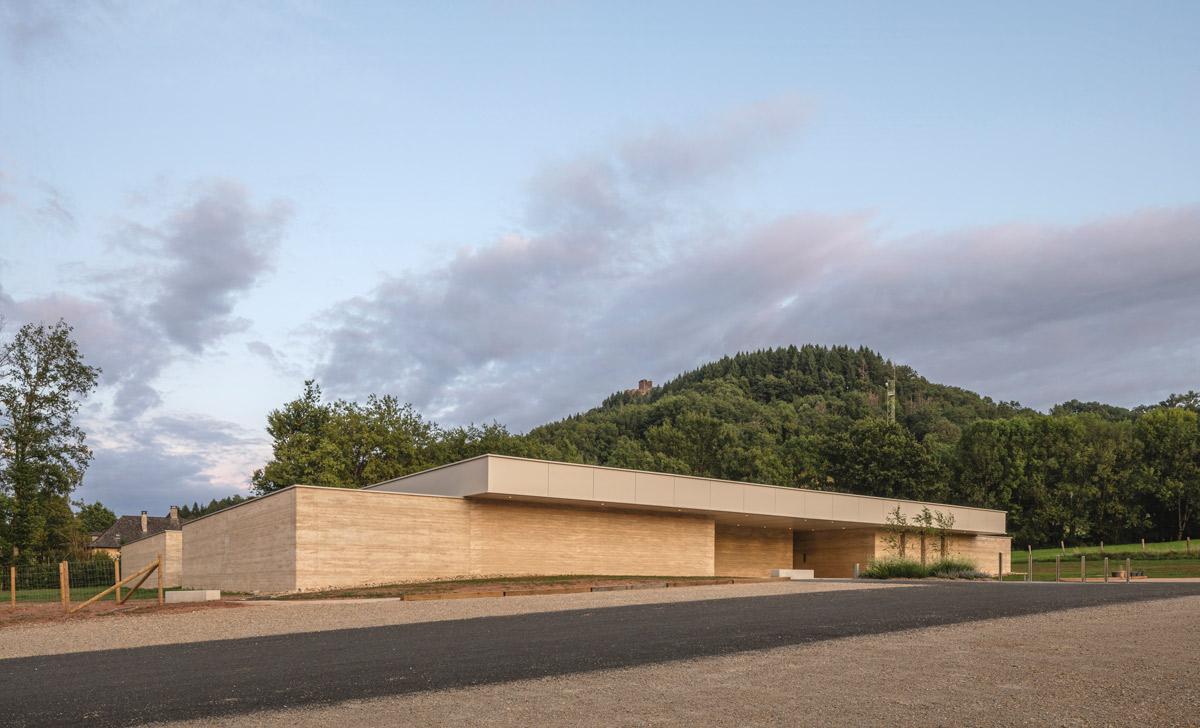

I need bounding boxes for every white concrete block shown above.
[165,590,221,603]
[770,569,815,580]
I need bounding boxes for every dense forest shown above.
[251,346,1200,549]
[178,495,250,520]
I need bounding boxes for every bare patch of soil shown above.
[0,600,245,628]
[271,575,776,601]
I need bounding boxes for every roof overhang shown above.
[367,454,1008,535]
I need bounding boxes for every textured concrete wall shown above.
[120,530,182,587]
[714,524,793,577]
[293,488,472,591]
[467,500,715,578]
[180,485,1010,592]
[182,489,298,592]
[216,488,718,592]
[948,534,1011,575]
[872,531,1012,575]
[793,529,877,577]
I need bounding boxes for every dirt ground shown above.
[154,594,1200,728]
[0,599,244,628]
[271,574,771,600]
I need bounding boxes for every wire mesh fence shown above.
[2,558,162,605]
[1003,554,1200,581]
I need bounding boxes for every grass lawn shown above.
[1003,557,1200,581]
[271,574,756,600]
[1023,539,1198,560]
[3,586,170,603]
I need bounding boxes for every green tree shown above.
[178,495,248,519]
[251,381,335,494]
[253,383,442,492]
[1135,407,1200,540]
[323,395,439,486]
[74,500,116,532]
[880,506,911,558]
[0,320,100,562]
[820,418,940,500]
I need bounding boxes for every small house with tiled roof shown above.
[87,507,182,558]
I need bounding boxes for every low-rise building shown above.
[158,455,1011,593]
[89,507,182,558]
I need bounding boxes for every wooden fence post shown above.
[1080,554,1086,583]
[997,552,1003,581]
[156,554,163,606]
[59,561,70,612]
[1104,557,1109,583]
[9,565,14,608]
[1027,545,1033,582]
[69,561,158,615]
[1125,557,1131,583]
[114,558,121,603]
[1055,555,1060,582]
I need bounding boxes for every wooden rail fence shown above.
[5,555,164,613]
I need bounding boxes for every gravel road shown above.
[157,593,1200,728]
[3,581,1198,727]
[0,580,892,659]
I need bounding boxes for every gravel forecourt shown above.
[150,593,1200,728]
[0,580,897,659]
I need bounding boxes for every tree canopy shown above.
[0,320,101,562]
[252,346,1199,548]
[74,501,116,533]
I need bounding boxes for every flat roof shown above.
[367,454,1007,535]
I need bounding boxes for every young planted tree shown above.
[881,506,911,559]
[0,320,101,562]
[933,509,956,558]
[911,507,936,566]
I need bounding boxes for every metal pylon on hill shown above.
[886,366,896,423]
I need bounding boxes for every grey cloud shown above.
[2,179,290,418]
[36,183,75,230]
[618,94,809,189]
[246,340,304,378]
[522,95,806,235]
[0,0,119,63]
[118,180,292,353]
[0,172,77,231]
[151,414,256,448]
[0,287,169,417]
[312,99,1198,428]
[75,413,264,515]
[774,207,1200,407]
[75,446,217,516]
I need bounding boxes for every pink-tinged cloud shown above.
[311,100,1200,428]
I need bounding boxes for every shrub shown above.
[860,558,928,579]
[859,556,988,579]
[927,556,987,579]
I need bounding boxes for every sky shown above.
[1,1,1198,516]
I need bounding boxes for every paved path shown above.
[4,582,1200,727]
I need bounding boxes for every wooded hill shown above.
[251,346,1200,549]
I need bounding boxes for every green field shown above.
[1021,539,1198,560]
[3,586,165,603]
[1003,557,1200,581]
[1009,539,1200,581]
